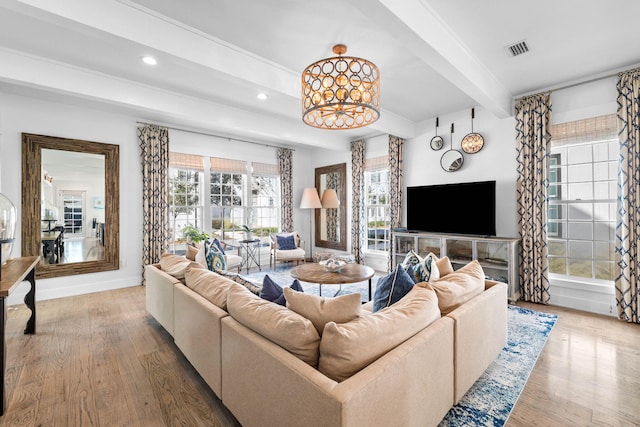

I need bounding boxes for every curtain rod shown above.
[514,62,640,101]
[136,121,296,151]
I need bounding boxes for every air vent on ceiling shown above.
[505,40,530,57]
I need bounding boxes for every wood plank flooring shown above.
[1,286,239,427]
[0,286,638,426]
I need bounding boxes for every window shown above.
[364,156,390,252]
[168,153,204,250]
[251,162,280,239]
[548,114,617,281]
[210,157,247,241]
[209,157,280,245]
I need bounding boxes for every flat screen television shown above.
[406,180,496,236]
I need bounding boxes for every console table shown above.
[0,256,38,415]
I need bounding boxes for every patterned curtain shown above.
[515,93,551,304]
[615,68,640,323]
[388,135,404,271]
[351,139,365,264]
[325,172,339,241]
[138,125,170,279]
[277,148,293,232]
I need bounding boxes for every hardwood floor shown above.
[2,286,239,427]
[1,287,638,426]
[509,301,640,426]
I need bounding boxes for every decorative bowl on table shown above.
[319,258,346,272]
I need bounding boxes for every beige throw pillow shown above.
[436,255,454,277]
[184,266,236,310]
[159,253,191,279]
[283,288,362,335]
[318,285,440,382]
[186,244,199,261]
[424,260,485,315]
[227,284,321,367]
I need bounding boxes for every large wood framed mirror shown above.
[315,163,346,251]
[21,133,119,278]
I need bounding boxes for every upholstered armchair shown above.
[269,232,306,271]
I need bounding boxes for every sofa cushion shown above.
[214,269,262,295]
[436,255,454,277]
[212,238,226,255]
[204,239,227,271]
[401,250,422,269]
[283,288,362,335]
[271,232,300,249]
[424,260,485,315]
[372,264,415,312]
[186,244,199,261]
[319,285,441,382]
[159,253,192,279]
[260,274,303,306]
[413,252,440,283]
[276,234,296,250]
[227,284,320,367]
[184,266,237,310]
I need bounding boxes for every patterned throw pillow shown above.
[204,239,227,271]
[213,269,262,295]
[276,234,297,250]
[401,250,422,269]
[212,238,226,255]
[372,264,416,312]
[413,252,440,283]
[260,274,304,306]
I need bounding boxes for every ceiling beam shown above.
[354,0,513,118]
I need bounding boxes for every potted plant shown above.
[181,225,209,245]
[240,225,255,241]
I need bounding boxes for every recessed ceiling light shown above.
[142,56,157,66]
[257,93,268,100]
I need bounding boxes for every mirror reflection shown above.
[41,149,106,264]
[22,133,119,279]
[440,149,464,172]
[315,163,346,251]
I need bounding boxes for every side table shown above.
[238,239,261,273]
[0,256,38,415]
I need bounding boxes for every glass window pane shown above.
[568,203,592,220]
[548,240,566,256]
[549,257,566,275]
[568,145,592,164]
[568,164,592,182]
[594,222,614,241]
[568,240,592,258]
[568,222,592,240]
[567,182,593,200]
[594,241,613,260]
[594,261,614,281]
[568,259,592,278]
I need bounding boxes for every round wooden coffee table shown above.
[290,263,375,300]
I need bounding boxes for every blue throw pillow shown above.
[204,239,226,271]
[212,238,226,255]
[276,234,296,250]
[260,274,303,306]
[372,264,415,312]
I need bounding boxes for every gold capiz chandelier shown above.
[302,44,380,130]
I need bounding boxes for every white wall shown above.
[0,93,142,304]
[0,92,315,304]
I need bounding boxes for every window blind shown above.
[365,155,389,171]
[251,162,279,176]
[551,114,617,145]
[210,157,247,173]
[169,152,205,171]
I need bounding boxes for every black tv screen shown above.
[406,181,496,236]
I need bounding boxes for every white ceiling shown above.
[1,0,639,151]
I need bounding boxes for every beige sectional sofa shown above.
[145,257,507,427]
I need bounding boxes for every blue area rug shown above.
[439,305,558,426]
[244,266,557,426]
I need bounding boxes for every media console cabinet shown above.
[392,231,520,302]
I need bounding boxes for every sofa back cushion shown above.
[184,266,236,310]
[318,285,440,382]
[283,288,362,335]
[159,253,192,279]
[425,260,485,315]
[227,284,321,367]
